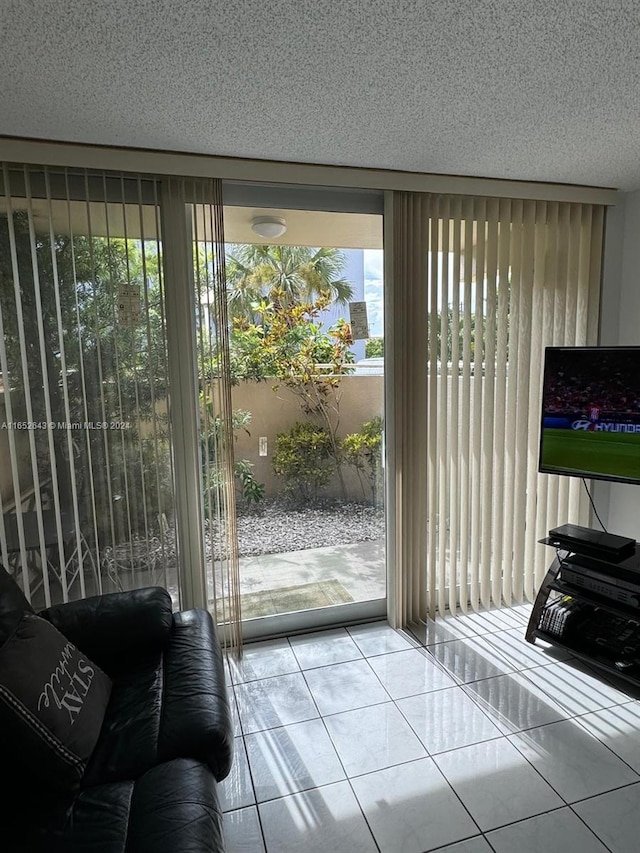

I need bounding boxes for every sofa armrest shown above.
[159,609,233,782]
[39,587,173,673]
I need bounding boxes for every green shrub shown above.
[272,421,334,502]
[234,459,266,505]
[342,416,383,505]
[202,458,266,517]
[365,337,384,358]
[200,403,265,513]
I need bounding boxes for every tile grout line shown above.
[567,802,617,853]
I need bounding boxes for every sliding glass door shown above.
[221,189,386,636]
[0,166,387,640]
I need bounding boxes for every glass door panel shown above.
[221,203,385,631]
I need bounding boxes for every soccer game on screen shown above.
[540,347,640,483]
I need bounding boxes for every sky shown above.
[363,249,383,338]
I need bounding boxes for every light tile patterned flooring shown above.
[220,604,640,852]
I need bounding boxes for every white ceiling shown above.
[2,1,640,190]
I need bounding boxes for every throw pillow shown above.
[0,612,112,790]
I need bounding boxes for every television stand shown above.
[526,533,640,689]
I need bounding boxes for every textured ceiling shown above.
[1,1,640,190]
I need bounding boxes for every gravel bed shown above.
[211,500,385,558]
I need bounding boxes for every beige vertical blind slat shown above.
[521,203,541,600]
[529,202,551,597]
[493,198,511,605]
[505,200,531,601]
[482,199,498,610]
[587,206,604,345]
[514,201,535,602]
[458,197,474,613]
[483,198,499,608]
[437,198,450,618]
[427,197,440,618]
[469,199,485,611]
[448,196,462,614]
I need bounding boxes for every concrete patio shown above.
[237,539,385,618]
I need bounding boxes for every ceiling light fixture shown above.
[251,215,287,239]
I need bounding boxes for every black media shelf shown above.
[547,579,640,619]
[526,534,640,691]
[531,627,640,686]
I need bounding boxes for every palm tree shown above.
[225,244,353,321]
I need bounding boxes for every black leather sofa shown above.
[0,571,233,853]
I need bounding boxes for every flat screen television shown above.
[539,346,640,485]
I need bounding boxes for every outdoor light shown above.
[251,215,287,239]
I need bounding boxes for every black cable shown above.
[582,477,608,533]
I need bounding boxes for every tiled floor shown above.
[219,604,640,852]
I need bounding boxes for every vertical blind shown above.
[0,165,241,647]
[0,164,177,608]
[392,192,604,623]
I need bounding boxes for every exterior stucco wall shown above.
[228,376,384,501]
